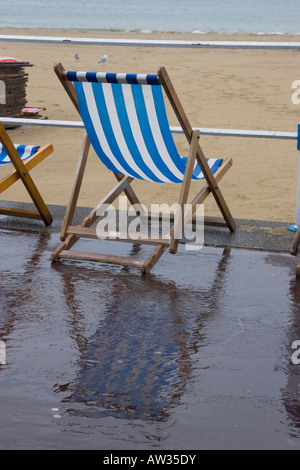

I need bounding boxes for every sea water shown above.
[1,0,300,34]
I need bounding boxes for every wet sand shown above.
[0,29,300,223]
[1,223,300,450]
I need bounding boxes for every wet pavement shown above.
[1,206,300,450]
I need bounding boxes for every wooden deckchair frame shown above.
[0,122,53,225]
[51,63,236,273]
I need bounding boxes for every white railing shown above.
[0,116,297,139]
[1,116,299,229]
[0,34,300,50]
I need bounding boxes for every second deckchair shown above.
[0,122,53,225]
[52,63,236,273]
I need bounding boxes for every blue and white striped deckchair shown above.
[52,63,235,273]
[0,122,53,225]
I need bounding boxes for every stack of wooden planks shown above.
[0,56,33,127]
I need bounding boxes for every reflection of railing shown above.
[1,116,299,228]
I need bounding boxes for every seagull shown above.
[74,53,80,61]
[98,54,108,64]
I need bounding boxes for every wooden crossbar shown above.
[65,226,171,246]
[0,207,43,219]
[58,250,146,269]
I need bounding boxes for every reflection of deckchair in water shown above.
[0,229,51,357]
[0,122,53,225]
[52,63,235,273]
[53,248,231,421]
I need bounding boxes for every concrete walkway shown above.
[1,204,300,450]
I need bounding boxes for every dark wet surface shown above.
[1,226,300,449]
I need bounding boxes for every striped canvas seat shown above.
[67,71,222,183]
[0,143,39,167]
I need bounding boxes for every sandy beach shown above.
[1,28,300,223]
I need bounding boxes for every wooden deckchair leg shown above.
[141,244,167,274]
[291,225,300,256]
[195,142,236,233]
[52,133,91,260]
[52,233,76,261]
[60,133,91,240]
[170,130,200,254]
